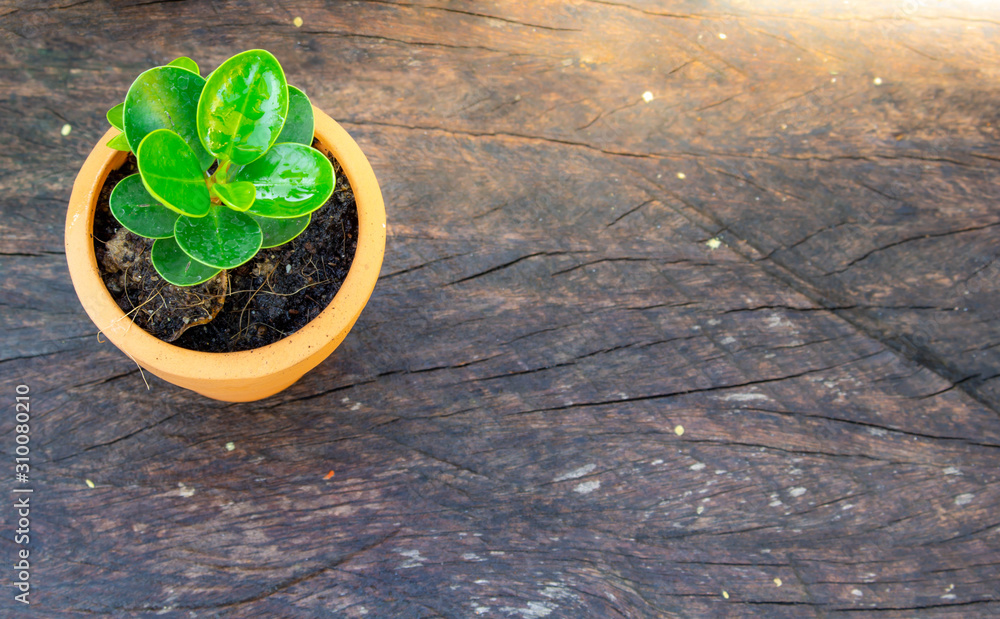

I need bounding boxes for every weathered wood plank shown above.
[2,0,999,616]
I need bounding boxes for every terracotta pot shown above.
[65,108,386,402]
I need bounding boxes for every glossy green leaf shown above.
[235,143,334,218]
[197,49,288,165]
[167,56,199,75]
[124,66,213,170]
[107,132,131,151]
[275,85,314,145]
[212,181,256,212]
[106,102,124,130]
[174,204,262,269]
[251,213,311,248]
[109,174,179,238]
[151,237,221,286]
[136,129,211,218]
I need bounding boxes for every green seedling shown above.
[104,50,334,286]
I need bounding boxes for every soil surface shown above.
[92,144,359,352]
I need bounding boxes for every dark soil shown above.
[92,143,359,353]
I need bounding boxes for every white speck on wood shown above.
[690,462,706,471]
[501,602,555,618]
[851,589,863,597]
[943,466,961,476]
[766,314,793,329]
[954,493,974,506]
[720,392,769,402]
[554,463,596,482]
[574,480,600,494]
[788,487,807,498]
[463,553,486,562]
[397,549,427,568]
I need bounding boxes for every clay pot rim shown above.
[65,107,386,382]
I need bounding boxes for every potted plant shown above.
[65,50,386,402]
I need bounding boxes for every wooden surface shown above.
[3,0,1000,616]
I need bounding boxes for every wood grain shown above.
[2,0,999,616]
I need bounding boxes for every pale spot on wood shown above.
[851,588,863,597]
[720,392,769,402]
[554,463,596,482]
[788,487,807,498]
[85,479,95,488]
[943,466,961,475]
[706,238,721,249]
[225,441,235,451]
[573,480,600,494]
[690,462,706,471]
[766,314,793,329]
[398,549,427,568]
[177,483,195,498]
[293,16,303,27]
[501,601,555,617]
[774,577,782,587]
[61,123,71,136]
[954,493,974,506]
[642,91,654,103]
[674,424,685,436]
